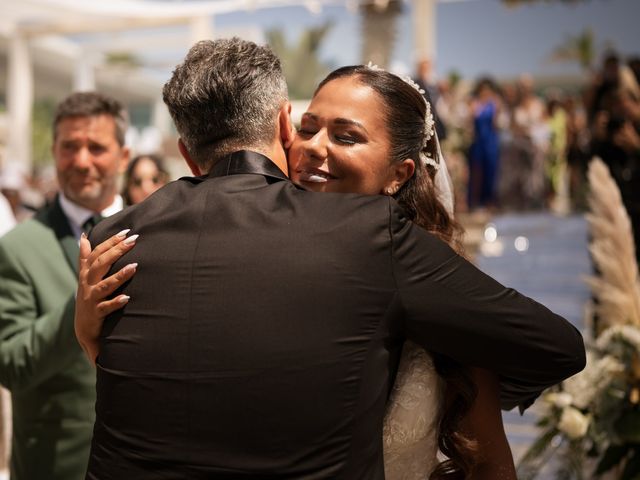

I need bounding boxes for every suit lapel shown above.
[35,197,79,274]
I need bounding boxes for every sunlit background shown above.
[1,0,638,172]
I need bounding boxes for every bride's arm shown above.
[75,231,138,365]
[462,368,517,480]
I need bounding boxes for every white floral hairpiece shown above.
[420,151,439,170]
[365,61,437,165]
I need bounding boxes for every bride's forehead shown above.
[315,77,379,102]
[311,78,385,119]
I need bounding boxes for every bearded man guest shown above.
[0,92,129,480]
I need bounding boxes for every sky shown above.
[210,0,640,80]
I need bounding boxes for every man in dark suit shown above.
[81,39,585,479]
[0,92,129,479]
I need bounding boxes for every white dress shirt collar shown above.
[58,193,124,240]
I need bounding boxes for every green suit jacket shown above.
[0,197,95,480]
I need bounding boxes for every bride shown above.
[76,65,517,479]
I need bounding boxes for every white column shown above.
[73,50,96,91]
[6,31,33,172]
[189,15,214,45]
[412,0,437,62]
[152,97,172,137]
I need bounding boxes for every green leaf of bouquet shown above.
[517,427,559,478]
[620,448,640,480]
[616,411,640,442]
[596,444,630,474]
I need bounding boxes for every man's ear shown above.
[118,146,131,174]
[178,139,202,176]
[279,101,296,149]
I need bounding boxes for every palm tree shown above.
[360,0,403,68]
[548,28,597,72]
[266,22,333,100]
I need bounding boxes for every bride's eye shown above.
[336,135,356,145]
[297,129,317,138]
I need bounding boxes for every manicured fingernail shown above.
[81,232,86,239]
[124,263,138,274]
[118,295,130,304]
[116,229,131,239]
[123,234,139,246]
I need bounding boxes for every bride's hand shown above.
[74,230,139,365]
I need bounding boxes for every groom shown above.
[84,38,585,478]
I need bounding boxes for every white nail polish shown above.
[125,263,138,273]
[118,295,130,304]
[123,234,139,246]
[116,229,131,239]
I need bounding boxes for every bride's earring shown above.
[384,185,400,196]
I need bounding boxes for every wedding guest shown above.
[122,154,169,205]
[468,77,501,210]
[0,92,129,480]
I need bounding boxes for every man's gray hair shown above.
[163,38,288,169]
[53,91,128,146]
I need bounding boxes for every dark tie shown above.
[82,214,103,234]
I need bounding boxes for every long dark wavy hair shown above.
[316,66,478,479]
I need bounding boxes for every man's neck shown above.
[263,145,289,177]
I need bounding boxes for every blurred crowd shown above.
[416,52,639,230]
[1,51,639,239]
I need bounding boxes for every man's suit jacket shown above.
[0,198,95,480]
[88,150,585,479]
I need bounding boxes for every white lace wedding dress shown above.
[383,341,444,480]
[383,133,452,480]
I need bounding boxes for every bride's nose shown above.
[304,129,329,161]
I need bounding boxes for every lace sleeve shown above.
[383,341,444,480]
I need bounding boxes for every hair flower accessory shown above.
[420,152,439,171]
[365,61,435,146]
[364,60,453,213]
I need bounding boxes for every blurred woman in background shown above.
[123,154,169,205]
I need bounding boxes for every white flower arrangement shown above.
[518,158,640,480]
[558,407,590,440]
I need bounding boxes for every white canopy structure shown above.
[1,0,443,171]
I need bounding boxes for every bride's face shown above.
[288,76,399,195]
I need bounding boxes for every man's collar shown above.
[207,150,288,182]
[58,192,123,238]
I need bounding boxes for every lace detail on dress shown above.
[383,341,443,480]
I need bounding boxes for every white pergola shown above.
[1,0,442,171]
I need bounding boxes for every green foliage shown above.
[616,411,640,443]
[596,445,630,475]
[548,28,597,71]
[266,22,333,100]
[517,331,640,478]
[620,448,640,479]
[517,427,561,479]
[447,70,462,89]
[104,51,142,68]
[31,98,56,168]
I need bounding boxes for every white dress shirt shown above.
[0,195,16,238]
[58,193,123,241]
